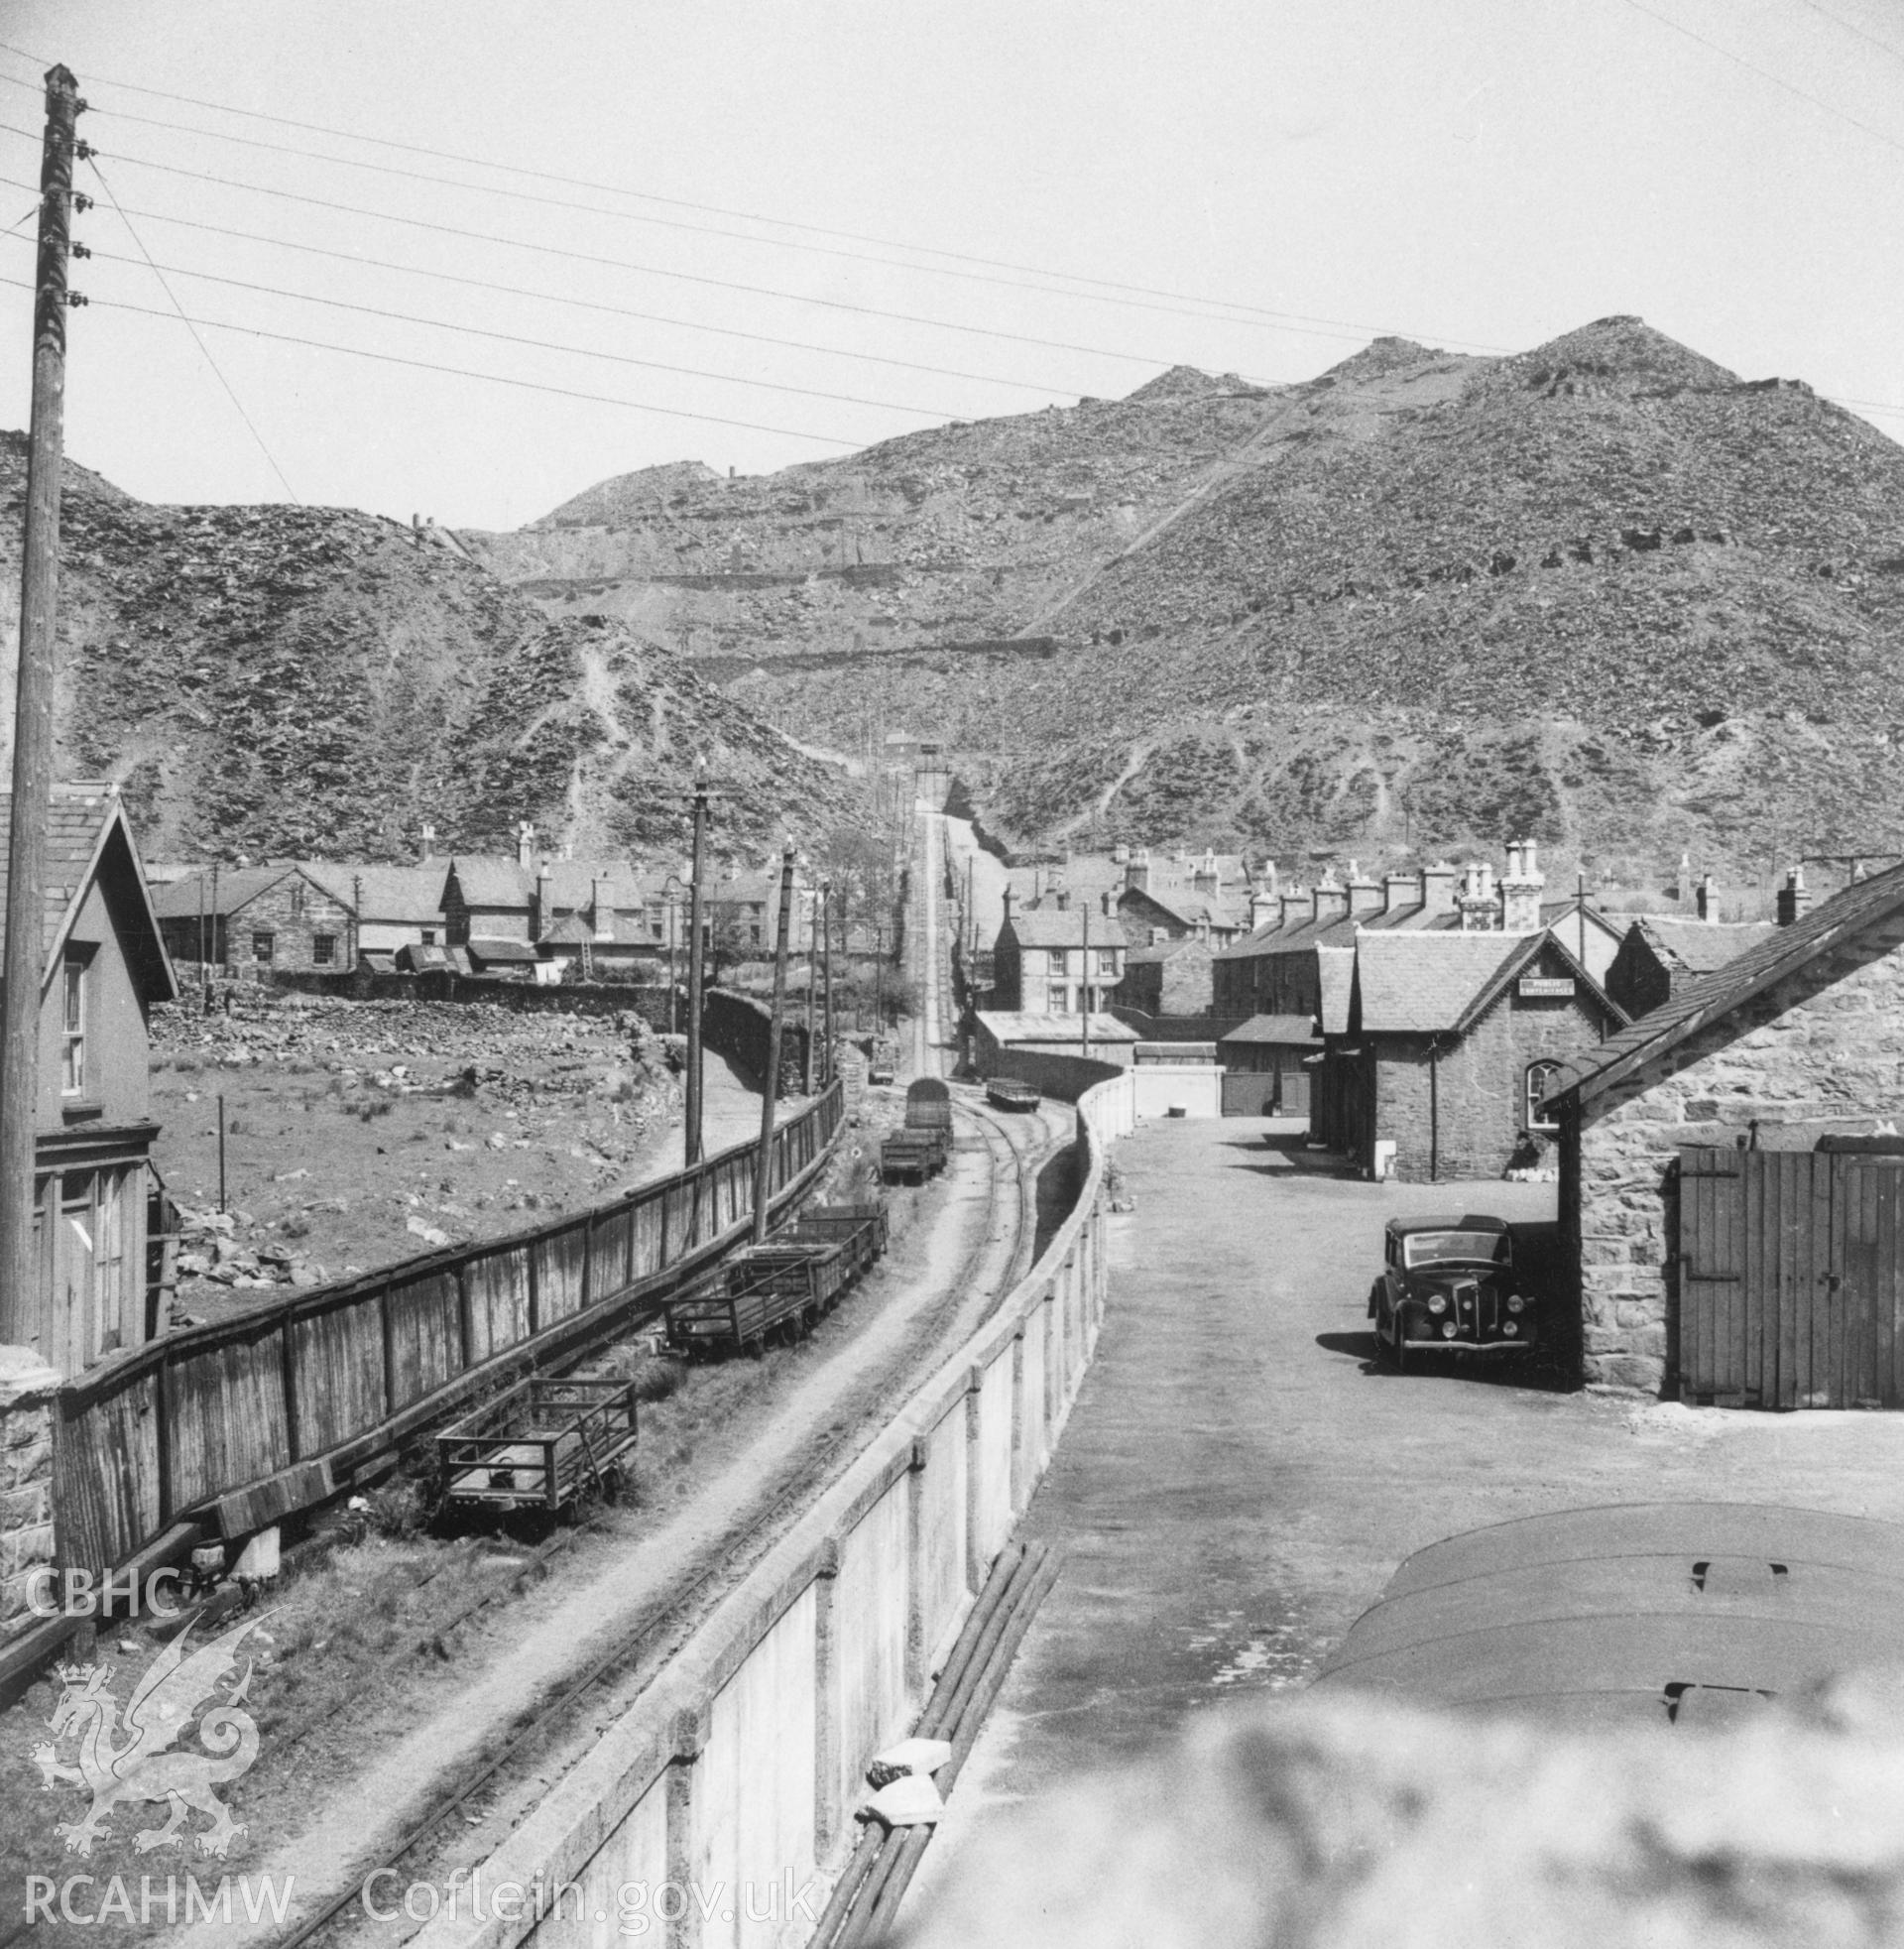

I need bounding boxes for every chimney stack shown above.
[1415,860,1457,920]
[1499,837,1546,931]
[1776,866,1812,927]
[1346,859,1382,918]
[1101,889,1115,917]
[593,866,616,941]
[1383,870,1418,915]
[1126,846,1150,893]
[1458,860,1499,931]
[1313,874,1350,926]
[1696,873,1720,922]
[517,820,536,870]
[1249,887,1277,929]
[419,822,436,865]
[1279,886,1307,930]
[536,857,553,937]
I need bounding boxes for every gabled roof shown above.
[1353,930,1542,1034]
[448,857,533,908]
[1546,864,1904,1111]
[0,786,176,1004]
[540,857,640,909]
[1218,1014,1322,1047]
[1003,909,1123,949]
[1123,937,1210,966]
[1631,914,1779,976]
[301,863,449,923]
[538,912,596,944]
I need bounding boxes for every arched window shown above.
[1525,1060,1562,1133]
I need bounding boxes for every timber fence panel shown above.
[385,1268,461,1413]
[462,1242,533,1365]
[533,1222,590,1326]
[163,1324,292,1519]
[587,1205,637,1306]
[289,1288,388,1457]
[53,1368,161,1576]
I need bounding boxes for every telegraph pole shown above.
[820,880,834,1089]
[751,841,796,1244]
[684,776,709,1165]
[802,882,817,1095]
[0,66,81,1350]
[1080,896,1091,1058]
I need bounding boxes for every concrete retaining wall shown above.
[418,1075,1130,1949]
[1130,1063,1222,1120]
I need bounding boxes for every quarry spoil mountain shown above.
[0,435,853,864]
[469,318,1904,888]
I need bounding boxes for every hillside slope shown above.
[477,319,1904,882]
[0,437,851,862]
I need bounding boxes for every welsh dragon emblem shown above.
[31,1618,263,1858]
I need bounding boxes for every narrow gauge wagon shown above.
[985,1076,1042,1113]
[436,1377,637,1515]
[664,1203,889,1355]
[882,1078,954,1182]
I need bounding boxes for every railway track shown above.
[233,1078,1069,1949]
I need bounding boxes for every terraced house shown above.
[992,892,1126,1014]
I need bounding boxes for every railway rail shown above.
[233,1084,1068,1949]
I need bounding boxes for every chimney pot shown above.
[517,820,536,870]
[1697,873,1720,922]
[1776,866,1813,927]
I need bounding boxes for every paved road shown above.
[914,1115,1904,1901]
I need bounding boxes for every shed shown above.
[1216,1014,1322,1119]
[1541,862,1904,1401]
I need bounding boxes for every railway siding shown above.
[414,1070,1134,1949]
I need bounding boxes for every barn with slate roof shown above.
[1542,864,1904,1397]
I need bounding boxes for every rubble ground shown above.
[149,990,681,1325]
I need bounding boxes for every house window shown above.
[1046,949,1069,975]
[1096,948,1119,977]
[1525,1060,1562,1133]
[252,930,275,964]
[60,954,85,1095]
[311,933,336,966]
[420,928,436,946]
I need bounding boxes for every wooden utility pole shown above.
[820,880,834,1089]
[684,778,709,1165]
[802,883,817,1095]
[751,841,796,1244]
[1080,897,1091,1058]
[0,66,80,1350]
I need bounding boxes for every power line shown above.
[38,231,964,422]
[0,169,1072,400]
[1791,0,1904,68]
[0,123,1298,376]
[85,156,299,500]
[1616,0,1904,159]
[0,40,1512,351]
[0,272,866,448]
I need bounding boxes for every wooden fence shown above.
[53,1082,845,1581]
[1678,1146,1904,1409]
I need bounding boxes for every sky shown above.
[2,0,1902,531]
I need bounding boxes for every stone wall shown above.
[1372,983,1614,1181]
[1565,913,1904,1395]
[230,874,353,974]
[0,1348,60,1644]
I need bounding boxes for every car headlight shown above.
[1441,1320,1459,1339]
[1505,1293,1525,1314]
[1426,1293,1448,1315]
[1502,1320,1519,1337]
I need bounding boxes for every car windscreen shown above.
[1403,1229,1510,1269]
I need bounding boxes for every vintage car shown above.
[1368,1213,1533,1367]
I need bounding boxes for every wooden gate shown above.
[1678,1150,1904,1408]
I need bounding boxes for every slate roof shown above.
[448,857,532,907]
[1634,915,1779,976]
[538,913,596,945]
[1545,863,1904,1111]
[0,786,175,1002]
[301,863,449,923]
[540,857,640,909]
[1354,931,1540,1034]
[1004,910,1124,949]
[464,934,539,964]
[973,1010,1138,1043]
[1123,939,1199,966]
[1219,1014,1322,1047]
[150,865,297,919]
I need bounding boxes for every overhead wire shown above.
[1790,0,1904,68]
[1615,0,1904,160]
[0,121,1304,375]
[0,40,1512,351]
[86,155,300,501]
[0,272,865,448]
[0,170,1075,401]
[34,229,964,422]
